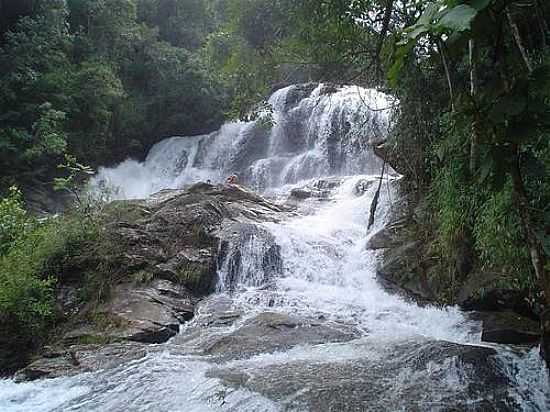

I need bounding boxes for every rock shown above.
[192,295,243,328]
[56,285,82,318]
[353,178,374,195]
[61,280,195,346]
[210,339,516,411]
[290,188,313,200]
[11,183,292,379]
[288,177,344,203]
[458,281,535,319]
[14,343,147,382]
[471,311,541,345]
[98,279,196,344]
[541,309,550,364]
[100,183,289,296]
[0,318,34,376]
[366,227,397,250]
[203,312,361,360]
[279,83,320,111]
[376,240,435,301]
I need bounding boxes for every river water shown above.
[1,84,549,411]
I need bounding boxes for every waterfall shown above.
[89,84,391,199]
[2,84,549,412]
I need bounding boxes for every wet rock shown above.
[99,279,195,344]
[288,177,344,203]
[472,311,541,345]
[192,295,243,328]
[280,83,320,111]
[12,184,292,378]
[366,227,397,250]
[290,188,314,200]
[211,339,516,412]
[56,285,82,318]
[14,343,147,382]
[458,282,535,320]
[541,309,550,364]
[353,178,374,196]
[376,240,435,301]
[313,177,343,191]
[204,312,361,360]
[61,279,194,346]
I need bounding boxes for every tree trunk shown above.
[374,0,395,80]
[438,39,455,112]
[368,158,387,230]
[506,8,533,74]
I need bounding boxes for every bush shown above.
[0,186,28,255]
[0,187,99,372]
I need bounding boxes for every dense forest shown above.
[1,0,550,375]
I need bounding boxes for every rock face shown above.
[61,279,196,346]
[14,343,147,382]
[209,339,516,412]
[373,181,542,348]
[203,312,361,361]
[12,183,290,380]
[473,311,541,345]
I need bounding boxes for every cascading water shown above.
[88,84,389,199]
[2,84,549,411]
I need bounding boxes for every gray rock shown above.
[471,311,541,345]
[203,312,361,360]
[14,343,147,382]
[210,339,517,412]
[12,183,292,379]
[99,279,195,344]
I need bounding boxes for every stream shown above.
[1,84,549,411]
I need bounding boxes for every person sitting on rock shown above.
[225,174,239,185]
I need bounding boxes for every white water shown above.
[2,84,549,411]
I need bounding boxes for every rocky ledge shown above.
[368,180,542,347]
[13,183,292,381]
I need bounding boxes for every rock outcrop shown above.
[13,183,291,381]
[372,181,542,347]
[209,339,517,412]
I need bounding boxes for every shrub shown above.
[0,187,99,372]
[474,183,534,290]
[0,186,28,255]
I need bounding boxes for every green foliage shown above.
[0,0,228,191]
[429,116,474,255]
[0,207,96,335]
[474,183,533,287]
[0,187,28,255]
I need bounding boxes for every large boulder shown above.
[11,183,291,380]
[472,311,541,345]
[209,339,517,411]
[14,343,147,382]
[202,312,361,361]
[97,183,290,294]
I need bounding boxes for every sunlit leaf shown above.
[438,5,478,32]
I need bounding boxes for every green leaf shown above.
[418,3,440,26]
[402,24,430,44]
[470,0,492,11]
[438,5,478,32]
[478,152,494,183]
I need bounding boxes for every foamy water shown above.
[2,84,549,411]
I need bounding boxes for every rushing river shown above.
[1,84,549,411]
